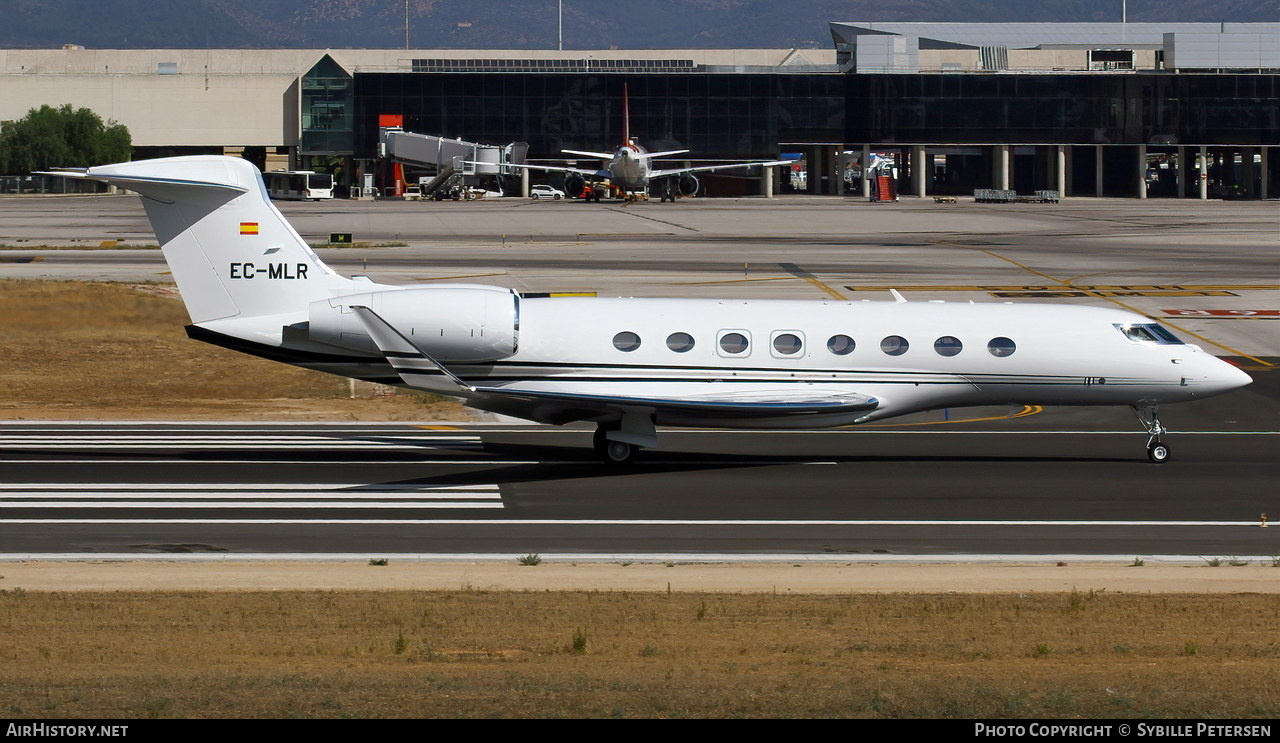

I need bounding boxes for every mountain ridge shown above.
[2,1,1275,50]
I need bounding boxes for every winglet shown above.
[349,306,474,393]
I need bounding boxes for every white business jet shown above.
[480,85,788,201]
[50,156,1251,463]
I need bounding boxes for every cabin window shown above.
[772,332,803,356]
[718,331,750,355]
[612,331,641,352]
[987,337,1016,357]
[827,334,855,355]
[880,335,909,356]
[1116,323,1183,345]
[933,336,963,357]
[666,332,695,353]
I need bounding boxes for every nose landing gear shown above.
[1132,404,1170,463]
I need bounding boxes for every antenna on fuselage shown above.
[890,288,907,303]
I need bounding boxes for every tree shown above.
[0,104,131,174]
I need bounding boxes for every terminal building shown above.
[1,21,1277,199]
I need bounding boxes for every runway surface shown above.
[2,195,1276,561]
[3,372,1276,560]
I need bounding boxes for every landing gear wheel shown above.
[593,426,636,464]
[604,440,637,465]
[1147,442,1170,464]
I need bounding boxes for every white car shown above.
[530,184,564,200]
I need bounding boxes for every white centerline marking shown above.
[3,502,505,510]
[0,483,499,491]
[0,518,1260,526]
[1,493,501,501]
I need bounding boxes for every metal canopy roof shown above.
[830,22,1280,50]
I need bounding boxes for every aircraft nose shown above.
[1206,357,1253,394]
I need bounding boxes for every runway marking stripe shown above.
[0,483,498,491]
[0,436,479,441]
[1,493,501,501]
[3,503,505,510]
[0,519,1261,526]
[0,444,482,450]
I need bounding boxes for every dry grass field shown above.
[0,279,469,420]
[1,589,1278,719]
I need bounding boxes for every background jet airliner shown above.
[51,156,1251,463]
[477,85,788,201]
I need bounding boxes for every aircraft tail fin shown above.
[622,82,631,147]
[58,156,360,324]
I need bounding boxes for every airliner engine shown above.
[564,173,585,197]
[308,285,518,362]
[678,174,699,196]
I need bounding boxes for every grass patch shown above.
[0,590,1278,718]
[0,279,471,420]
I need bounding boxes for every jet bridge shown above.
[379,129,528,198]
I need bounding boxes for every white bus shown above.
[264,170,334,200]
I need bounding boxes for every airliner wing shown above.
[462,161,604,178]
[467,386,879,422]
[649,160,791,179]
[560,149,617,159]
[634,149,691,160]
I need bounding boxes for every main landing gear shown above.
[593,426,637,464]
[1132,403,1170,463]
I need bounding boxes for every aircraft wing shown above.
[560,149,617,159]
[350,305,879,423]
[466,385,879,423]
[649,160,792,179]
[464,161,608,179]
[634,149,691,160]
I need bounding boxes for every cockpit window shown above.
[1116,323,1184,345]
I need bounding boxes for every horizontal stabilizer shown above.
[39,166,251,203]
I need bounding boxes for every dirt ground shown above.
[4,561,1278,594]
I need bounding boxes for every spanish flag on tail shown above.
[239,222,259,235]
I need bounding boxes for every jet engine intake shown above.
[308,285,518,362]
[678,174,699,196]
[564,174,585,198]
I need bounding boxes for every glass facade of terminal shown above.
[351,73,846,160]
[300,55,355,156]
[342,70,1278,160]
[845,74,1280,146]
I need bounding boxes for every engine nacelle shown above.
[564,173,585,197]
[678,174,699,196]
[308,285,518,363]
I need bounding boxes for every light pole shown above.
[558,1,563,51]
